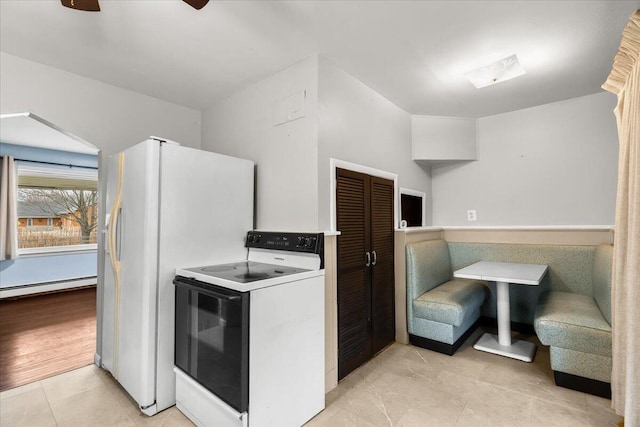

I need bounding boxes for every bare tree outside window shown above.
[18,188,98,248]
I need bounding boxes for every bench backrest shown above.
[446,242,599,325]
[448,243,596,295]
[406,239,451,301]
[592,243,614,326]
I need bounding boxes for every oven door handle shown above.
[173,277,242,302]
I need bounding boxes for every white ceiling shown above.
[0,113,99,154]
[1,1,637,118]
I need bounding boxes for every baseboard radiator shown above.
[0,277,97,299]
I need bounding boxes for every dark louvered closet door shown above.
[336,168,371,380]
[336,168,395,381]
[370,176,395,355]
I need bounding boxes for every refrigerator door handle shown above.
[108,153,124,275]
[115,207,123,261]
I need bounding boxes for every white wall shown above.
[412,116,477,161]
[318,57,432,230]
[0,52,201,155]
[431,92,619,226]
[201,56,319,231]
[1,52,202,362]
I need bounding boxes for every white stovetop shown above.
[176,264,324,292]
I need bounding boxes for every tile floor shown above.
[0,329,621,427]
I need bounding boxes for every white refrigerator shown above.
[100,138,254,415]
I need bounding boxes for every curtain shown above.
[0,156,19,260]
[602,9,640,426]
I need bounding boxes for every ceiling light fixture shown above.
[60,0,209,12]
[464,54,526,89]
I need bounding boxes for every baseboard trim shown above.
[479,316,535,335]
[553,371,611,399]
[409,319,480,356]
[0,278,97,299]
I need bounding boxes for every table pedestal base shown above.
[473,332,536,362]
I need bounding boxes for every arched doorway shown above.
[0,112,100,391]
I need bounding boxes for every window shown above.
[17,164,98,250]
[400,188,426,228]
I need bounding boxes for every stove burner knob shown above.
[297,237,305,247]
[304,237,315,248]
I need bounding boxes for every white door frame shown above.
[399,187,427,227]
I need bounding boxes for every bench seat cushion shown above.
[413,279,487,327]
[534,291,612,357]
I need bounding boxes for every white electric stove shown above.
[173,231,325,427]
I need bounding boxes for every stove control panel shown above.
[245,231,324,255]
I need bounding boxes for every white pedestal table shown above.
[453,261,548,362]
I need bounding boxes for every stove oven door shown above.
[173,276,249,413]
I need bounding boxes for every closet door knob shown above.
[372,251,377,266]
[365,251,371,267]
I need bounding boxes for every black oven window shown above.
[174,278,249,413]
[401,194,423,227]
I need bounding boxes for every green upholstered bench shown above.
[448,243,598,326]
[534,243,613,398]
[406,239,489,355]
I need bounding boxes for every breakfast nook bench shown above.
[534,243,614,398]
[406,239,489,355]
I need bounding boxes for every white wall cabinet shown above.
[411,116,477,162]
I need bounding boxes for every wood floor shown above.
[0,287,96,392]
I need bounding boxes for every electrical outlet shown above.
[467,210,477,221]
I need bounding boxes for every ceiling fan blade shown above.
[60,0,100,12]
[183,0,209,10]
